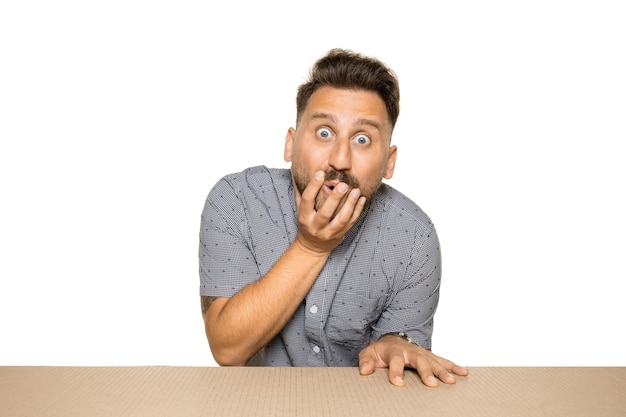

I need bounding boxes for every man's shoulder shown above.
[217,166,291,189]
[374,182,436,231]
[205,166,293,217]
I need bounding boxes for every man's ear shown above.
[383,145,398,179]
[284,127,296,162]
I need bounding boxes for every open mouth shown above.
[324,180,339,193]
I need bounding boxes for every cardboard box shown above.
[1,366,625,416]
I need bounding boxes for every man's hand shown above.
[294,170,366,254]
[358,334,469,387]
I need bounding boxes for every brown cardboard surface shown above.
[1,366,625,417]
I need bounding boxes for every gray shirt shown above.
[199,166,441,366]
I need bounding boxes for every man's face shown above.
[284,86,397,210]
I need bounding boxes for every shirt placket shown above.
[304,265,328,366]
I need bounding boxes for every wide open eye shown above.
[316,127,332,139]
[354,134,371,145]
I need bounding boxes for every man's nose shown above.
[328,138,352,171]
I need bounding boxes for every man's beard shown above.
[291,167,379,211]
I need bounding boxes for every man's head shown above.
[295,48,400,129]
[285,49,399,210]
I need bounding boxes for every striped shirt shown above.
[199,166,441,366]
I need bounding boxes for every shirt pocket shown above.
[327,291,388,349]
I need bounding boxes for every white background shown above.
[1,1,624,367]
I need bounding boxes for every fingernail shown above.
[428,376,438,384]
[394,376,404,384]
[350,189,360,198]
[337,183,347,193]
[315,171,324,180]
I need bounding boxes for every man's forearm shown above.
[204,239,329,365]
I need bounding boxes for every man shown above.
[199,48,468,387]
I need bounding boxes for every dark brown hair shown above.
[295,48,400,128]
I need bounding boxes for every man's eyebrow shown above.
[310,112,337,123]
[355,117,382,130]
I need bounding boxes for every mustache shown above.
[325,169,360,189]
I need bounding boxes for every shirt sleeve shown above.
[198,177,261,297]
[372,221,442,350]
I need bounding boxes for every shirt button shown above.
[312,345,321,354]
[309,305,318,314]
